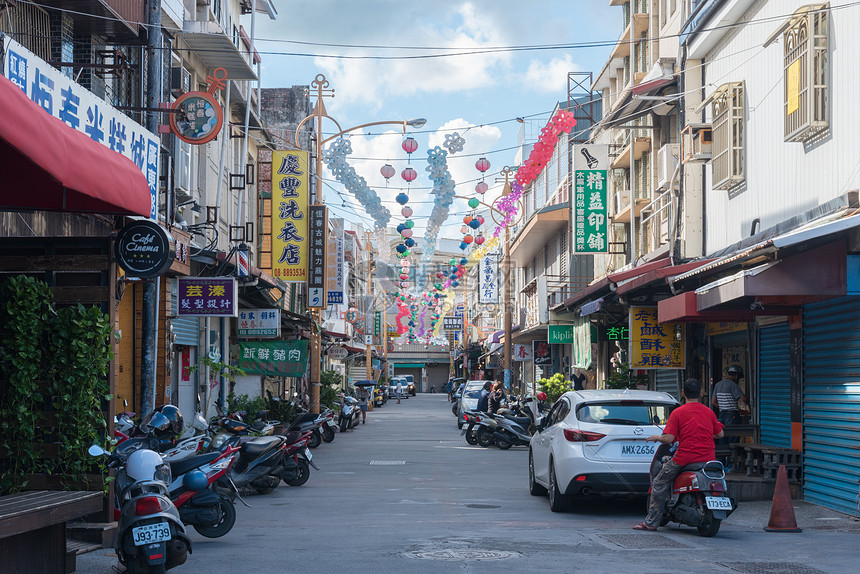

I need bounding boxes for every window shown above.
[575,401,676,425]
[710,82,745,190]
[780,4,829,142]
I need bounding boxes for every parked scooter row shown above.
[461,394,547,450]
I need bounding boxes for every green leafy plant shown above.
[604,362,648,389]
[537,373,572,404]
[227,392,267,418]
[319,370,341,410]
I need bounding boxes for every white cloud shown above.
[521,54,580,94]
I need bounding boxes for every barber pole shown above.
[237,244,250,277]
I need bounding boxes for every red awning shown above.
[0,73,151,216]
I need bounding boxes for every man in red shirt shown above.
[634,378,724,531]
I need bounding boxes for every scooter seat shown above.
[169,451,221,477]
[681,461,722,472]
[242,436,283,456]
[503,415,531,427]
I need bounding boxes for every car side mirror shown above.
[653,415,661,426]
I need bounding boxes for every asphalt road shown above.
[78,394,859,574]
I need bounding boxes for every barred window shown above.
[781,4,829,142]
[711,82,745,190]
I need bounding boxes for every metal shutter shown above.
[654,369,679,400]
[802,296,860,515]
[170,279,199,346]
[757,323,791,448]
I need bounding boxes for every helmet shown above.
[182,469,208,492]
[727,365,744,377]
[141,405,184,438]
[536,391,548,401]
[126,448,170,483]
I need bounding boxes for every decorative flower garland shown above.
[323,137,391,228]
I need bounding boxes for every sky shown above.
[251,1,620,242]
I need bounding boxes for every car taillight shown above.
[134,496,162,516]
[563,429,606,442]
[710,482,725,492]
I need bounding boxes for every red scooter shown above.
[648,443,738,537]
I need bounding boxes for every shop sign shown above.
[169,68,225,145]
[307,205,328,308]
[238,340,308,377]
[238,308,280,337]
[177,277,237,317]
[115,220,174,278]
[705,322,747,336]
[479,252,499,303]
[548,324,574,344]
[629,306,685,369]
[327,346,348,359]
[327,219,344,304]
[512,344,533,362]
[533,341,553,366]
[271,150,309,282]
[374,311,381,337]
[169,229,191,276]
[573,144,609,254]
[443,316,463,331]
[3,37,160,219]
[597,324,630,342]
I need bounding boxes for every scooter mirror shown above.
[88,444,107,457]
[653,415,661,426]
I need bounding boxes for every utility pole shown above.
[141,0,163,413]
[501,167,513,390]
[364,230,374,382]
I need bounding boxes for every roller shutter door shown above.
[757,323,791,448]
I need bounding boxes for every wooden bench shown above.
[0,490,102,573]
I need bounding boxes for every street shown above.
[79,395,859,574]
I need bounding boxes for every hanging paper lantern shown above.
[463,215,472,225]
[400,273,408,280]
[475,157,490,172]
[468,198,480,209]
[460,225,469,234]
[401,206,413,218]
[403,249,410,256]
[396,244,407,253]
[476,215,485,225]
[401,229,413,239]
[459,241,467,250]
[396,193,410,205]
[396,224,406,234]
[401,260,410,267]
[475,181,488,195]
[405,220,414,229]
[401,167,417,182]
[475,235,485,245]
[449,258,457,265]
[402,137,418,154]
[469,218,481,229]
[436,272,444,278]
[404,238,415,247]
[380,164,395,180]
[459,258,468,266]
[452,281,459,287]
[464,235,474,244]
[434,283,443,290]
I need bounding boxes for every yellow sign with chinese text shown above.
[271,150,309,282]
[787,59,800,115]
[630,306,685,369]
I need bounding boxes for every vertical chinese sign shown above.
[478,251,499,304]
[3,37,160,219]
[573,144,609,254]
[271,150,309,282]
[327,219,344,304]
[307,205,328,308]
[177,278,238,317]
[629,306,685,369]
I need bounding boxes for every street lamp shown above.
[293,74,424,413]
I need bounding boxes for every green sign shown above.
[374,311,381,337]
[573,144,609,254]
[238,340,308,377]
[548,324,575,344]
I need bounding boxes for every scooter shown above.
[273,430,318,486]
[473,413,500,448]
[491,410,533,450]
[286,406,327,448]
[337,395,361,432]
[166,445,240,538]
[648,442,738,537]
[160,412,212,463]
[89,441,191,573]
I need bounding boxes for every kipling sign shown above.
[115,220,174,278]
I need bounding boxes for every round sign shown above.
[115,220,174,278]
[327,346,348,359]
[170,91,224,145]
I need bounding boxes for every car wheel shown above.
[529,450,548,496]
[548,460,573,512]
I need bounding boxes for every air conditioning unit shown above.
[170,67,191,96]
[656,143,680,190]
[681,124,712,163]
[614,190,630,215]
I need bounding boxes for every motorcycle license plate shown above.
[304,448,312,461]
[131,522,171,546]
[327,420,337,428]
[705,496,732,510]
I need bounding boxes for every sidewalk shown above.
[726,498,860,531]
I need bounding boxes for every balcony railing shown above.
[640,189,673,255]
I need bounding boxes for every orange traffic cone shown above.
[764,464,802,533]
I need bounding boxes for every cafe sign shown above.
[115,219,174,278]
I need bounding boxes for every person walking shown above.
[396,380,403,404]
[487,381,506,414]
[356,385,369,424]
[711,365,748,469]
[634,378,724,531]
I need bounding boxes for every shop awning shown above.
[599,60,678,129]
[0,74,152,217]
[509,203,569,265]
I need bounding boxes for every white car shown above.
[528,389,679,512]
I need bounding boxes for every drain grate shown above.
[720,563,829,574]
[600,534,687,549]
[464,504,501,509]
[402,549,520,561]
[370,460,406,465]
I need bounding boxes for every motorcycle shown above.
[648,442,738,537]
[337,395,361,432]
[165,445,240,538]
[208,416,289,495]
[160,412,212,463]
[286,406,327,448]
[473,412,500,448]
[89,439,191,574]
[275,430,319,487]
[491,410,533,450]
